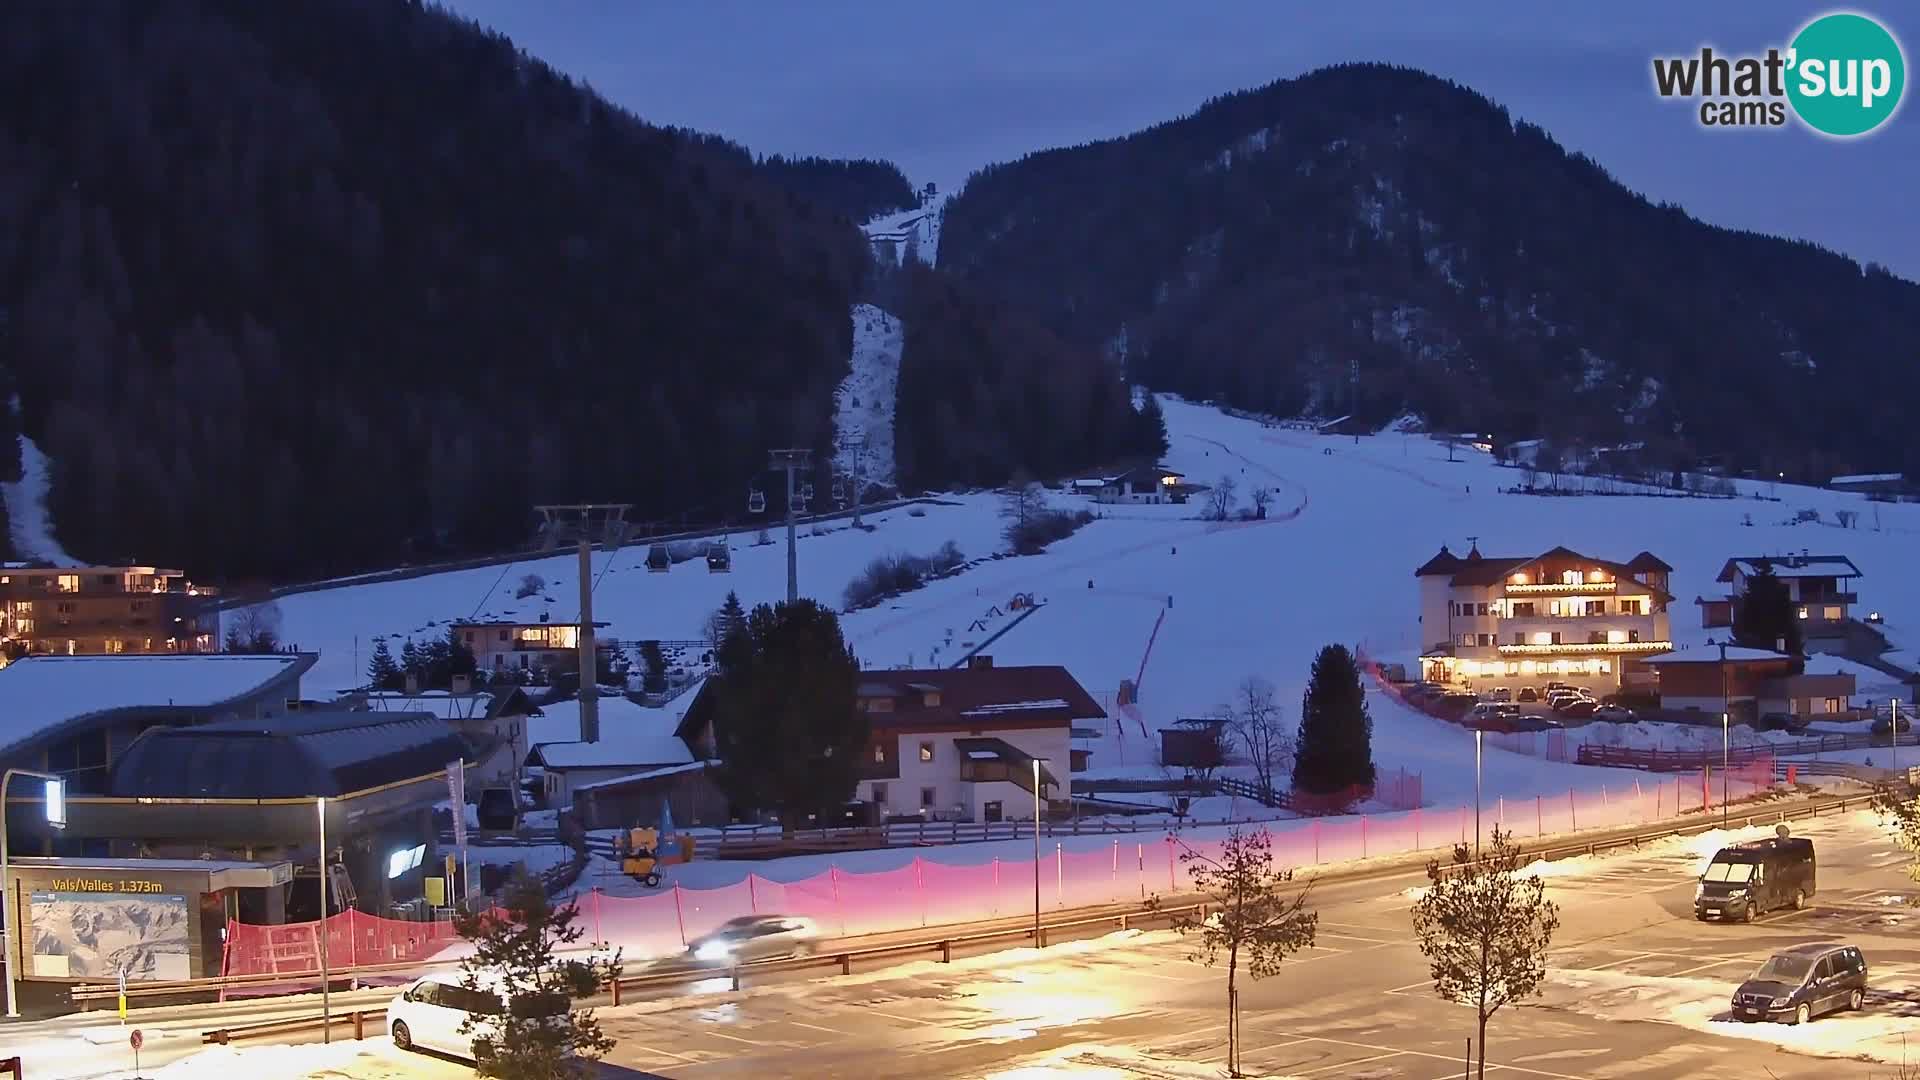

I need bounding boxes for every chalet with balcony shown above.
[452,618,611,673]
[1095,466,1186,505]
[0,565,218,659]
[675,656,1106,824]
[1696,554,1862,651]
[1416,544,1674,692]
[1640,644,1857,723]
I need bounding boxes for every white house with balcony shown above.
[1416,544,1674,693]
[1695,553,1863,653]
[1094,466,1186,505]
[452,618,611,673]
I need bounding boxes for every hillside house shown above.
[1829,473,1912,498]
[1696,554,1862,651]
[0,564,218,658]
[1641,645,1856,722]
[1095,466,1186,505]
[524,694,695,807]
[675,656,1107,824]
[1416,544,1674,694]
[452,618,612,673]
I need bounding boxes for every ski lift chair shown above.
[748,487,767,514]
[645,544,671,572]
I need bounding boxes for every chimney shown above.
[451,673,472,695]
[968,655,994,670]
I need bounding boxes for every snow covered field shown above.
[275,395,1920,818]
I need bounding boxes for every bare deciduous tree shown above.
[1206,474,1238,520]
[222,600,283,653]
[1224,676,1292,801]
[1248,486,1273,517]
[1411,828,1561,1080]
[999,468,1046,528]
[1155,828,1317,1077]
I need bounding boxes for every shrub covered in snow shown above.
[843,541,966,610]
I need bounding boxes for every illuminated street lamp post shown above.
[1728,711,1743,826]
[318,796,331,1043]
[2,768,67,1018]
[1032,758,1043,946]
[1474,729,1483,858]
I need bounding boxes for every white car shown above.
[388,973,569,1060]
[1594,704,1636,722]
[683,915,821,966]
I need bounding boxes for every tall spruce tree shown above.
[1136,392,1171,458]
[639,640,669,694]
[400,638,422,683]
[368,638,402,690]
[1293,644,1375,796]
[709,599,864,836]
[1732,560,1803,664]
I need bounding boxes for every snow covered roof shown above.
[577,760,712,792]
[960,698,1071,717]
[1830,473,1904,486]
[527,695,694,770]
[1716,555,1862,582]
[1641,646,1793,664]
[1071,478,1110,488]
[0,653,315,759]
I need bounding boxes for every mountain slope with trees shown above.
[0,0,868,580]
[939,63,1920,482]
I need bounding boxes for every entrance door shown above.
[983,801,1003,823]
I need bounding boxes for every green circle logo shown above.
[1787,12,1906,136]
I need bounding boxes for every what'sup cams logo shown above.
[1653,11,1906,136]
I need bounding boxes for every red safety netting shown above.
[224,762,1786,976]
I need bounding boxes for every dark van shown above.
[1695,836,1815,921]
[1731,943,1868,1024]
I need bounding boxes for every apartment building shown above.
[1416,544,1674,693]
[0,564,218,659]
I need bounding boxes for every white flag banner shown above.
[446,761,467,851]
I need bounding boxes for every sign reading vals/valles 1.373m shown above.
[46,877,169,893]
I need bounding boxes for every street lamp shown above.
[1728,711,1743,826]
[1474,729,1483,857]
[2,768,67,1018]
[318,796,331,1043]
[1032,758,1043,947]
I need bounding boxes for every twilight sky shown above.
[447,2,1919,279]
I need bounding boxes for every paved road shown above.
[572,812,1920,1079]
[26,812,1919,1078]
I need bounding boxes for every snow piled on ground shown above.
[277,393,1920,812]
[864,200,943,266]
[834,303,902,490]
[2,431,79,563]
[1539,966,1920,1068]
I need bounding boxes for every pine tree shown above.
[1732,560,1803,664]
[1293,644,1375,797]
[448,870,618,1079]
[368,638,402,690]
[1135,392,1170,458]
[639,640,669,694]
[400,638,422,683]
[709,599,864,837]
[444,625,478,686]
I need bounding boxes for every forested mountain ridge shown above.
[940,63,1920,482]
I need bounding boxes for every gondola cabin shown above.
[645,544,671,572]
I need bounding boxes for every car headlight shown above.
[695,940,734,961]
[1694,885,1704,900]
[1771,996,1789,1008]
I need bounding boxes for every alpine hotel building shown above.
[1417,544,1674,692]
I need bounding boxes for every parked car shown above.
[1759,712,1813,733]
[1558,699,1598,718]
[1731,944,1867,1024]
[389,974,571,1060]
[1592,704,1635,722]
[1873,714,1912,735]
[1508,714,1564,733]
[1544,690,1582,710]
[1545,681,1569,693]
[1696,836,1816,922]
[1489,686,1513,703]
[684,915,821,965]
[1516,686,1541,703]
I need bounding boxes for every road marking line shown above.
[1668,957,1752,978]
[784,1020,844,1035]
[697,1029,767,1046]
[1383,978,1432,995]
[1292,1050,1406,1075]
[1587,951,1659,971]
[866,1009,941,1027]
[1253,1032,1591,1080]
[1318,930,1400,945]
[626,1043,700,1062]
